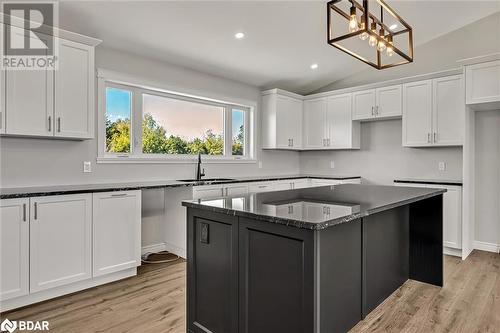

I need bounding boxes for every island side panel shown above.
[187,209,239,333]
[409,194,444,286]
[238,218,315,333]
[362,205,410,317]
[317,219,362,333]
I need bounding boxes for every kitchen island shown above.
[182,184,445,333]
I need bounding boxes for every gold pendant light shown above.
[327,0,413,70]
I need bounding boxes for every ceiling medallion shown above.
[327,0,413,69]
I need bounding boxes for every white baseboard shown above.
[141,242,186,259]
[473,241,500,253]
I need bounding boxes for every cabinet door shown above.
[303,99,327,148]
[224,184,248,196]
[30,194,92,292]
[376,85,402,118]
[352,89,376,120]
[291,178,310,189]
[432,75,464,146]
[276,96,302,149]
[55,39,94,139]
[430,185,462,249]
[187,212,238,333]
[326,94,353,148]
[93,191,141,277]
[193,186,224,199]
[0,198,29,301]
[402,80,433,147]
[239,218,314,333]
[465,60,500,105]
[0,68,5,134]
[5,50,54,136]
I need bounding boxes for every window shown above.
[105,87,132,153]
[142,93,225,155]
[101,79,253,162]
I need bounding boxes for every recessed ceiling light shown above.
[310,63,319,70]
[389,24,398,31]
[234,32,245,39]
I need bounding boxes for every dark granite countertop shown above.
[182,184,446,230]
[394,178,463,186]
[0,174,360,199]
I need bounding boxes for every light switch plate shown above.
[330,161,335,169]
[438,162,446,171]
[83,161,92,173]
[258,161,263,169]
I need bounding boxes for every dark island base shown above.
[187,195,443,333]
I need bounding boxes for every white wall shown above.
[315,12,500,93]
[0,47,300,188]
[474,110,500,249]
[300,119,463,185]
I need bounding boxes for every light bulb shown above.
[359,18,368,40]
[386,35,394,56]
[377,27,386,52]
[377,40,386,52]
[368,21,377,47]
[348,5,358,33]
[369,35,377,47]
[349,15,358,32]
[386,46,394,57]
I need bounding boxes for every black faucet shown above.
[196,152,205,181]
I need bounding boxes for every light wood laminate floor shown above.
[1,250,499,333]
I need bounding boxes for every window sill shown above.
[96,156,257,164]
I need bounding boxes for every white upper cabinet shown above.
[0,198,29,301]
[55,39,95,139]
[433,75,464,146]
[376,85,402,118]
[30,194,92,293]
[352,89,376,120]
[1,26,100,140]
[327,94,359,149]
[465,59,500,109]
[352,85,402,121]
[4,32,54,137]
[403,80,433,147]
[403,75,464,147]
[262,90,303,149]
[302,94,359,150]
[93,191,141,277]
[5,68,54,137]
[303,98,327,149]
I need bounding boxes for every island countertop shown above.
[182,184,446,230]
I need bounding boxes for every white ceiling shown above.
[59,1,500,94]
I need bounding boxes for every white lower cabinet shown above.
[30,194,92,293]
[93,191,141,277]
[394,182,462,254]
[0,198,29,301]
[0,191,141,310]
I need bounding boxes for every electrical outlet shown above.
[258,161,263,169]
[83,161,92,173]
[330,160,335,169]
[438,162,446,171]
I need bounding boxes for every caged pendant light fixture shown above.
[327,0,413,69]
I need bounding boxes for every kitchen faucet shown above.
[196,152,205,180]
